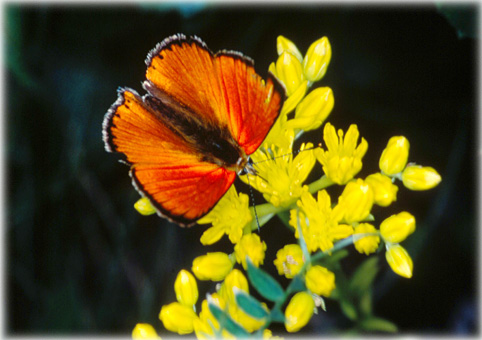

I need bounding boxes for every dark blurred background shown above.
[5,2,478,337]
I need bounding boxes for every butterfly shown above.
[103,34,286,227]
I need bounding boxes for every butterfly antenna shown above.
[245,172,261,233]
[252,143,323,166]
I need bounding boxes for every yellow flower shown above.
[385,244,413,278]
[276,35,303,62]
[234,233,267,270]
[285,87,334,131]
[192,252,233,281]
[278,80,309,116]
[303,36,332,83]
[305,265,336,297]
[273,244,305,278]
[134,197,156,216]
[402,165,442,191]
[219,269,249,304]
[132,323,160,339]
[228,303,267,332]
[337,178,374,224]
[380,212,416,244]
[379,136,410,176]
[159,302,197,335]
[195,294,234,339]
[174,269,198,307]
[365,173,398,207]
[241,143,316,208]
[198,186,252,245]
[270,51,305,96]
[353,223,380,255]
[315,123,368,185]
[284,292,315,333]
[290,190,353,253]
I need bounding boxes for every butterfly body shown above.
[103,34,285,227]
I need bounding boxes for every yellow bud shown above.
[284,292,315,333]
[193,317,214,340]
[305,266,336,297]
[385,244,413,278]
[365,173,398,207]
[338,178,374,223]
[273,244,304,278]
[379,136,410,175]
[402,165,442,190]
[219,269,249,304]
[280,80,308,116]
[192,252,233,281]
[159,302,197,335]
[285,87,334,131]
[132,323,160,339]
[277,35,303,61]
[275,51,304,96]
[353,223,380,255]
[380,212,416,244]
[303,36,332,82]
[234,233,267,270]
[174,270,198,307]
[134,197,156,215]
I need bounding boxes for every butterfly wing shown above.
[145,34,285,156]
[103,89,236,227]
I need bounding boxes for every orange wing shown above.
[103,89,236,227]
[145,34,285,156]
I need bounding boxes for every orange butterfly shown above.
[103,34,285,227]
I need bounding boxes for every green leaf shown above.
[246,258,284,302]
[234,288,269,320]
[289,275,306,292]
[361,316,398,333]
[349,257,378,295]
[208,298,250,337]
[340,299,358,321]
[359,290,372,316]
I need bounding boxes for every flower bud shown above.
[380,212,416,244]
[219,269,249,304]
[286,87,334,131]
[134,197,156,215]
[385,244,413,278]
[353,223,380,255]
[277,35,303,61]
[234,233,267,270]
[274,51,304,96]
[379,136,410,175]
[174,270,198,307]
[303,37,332,82]
[132,323,160,339]
[338,179,374,223]
[284,292,315,332]
[402,165,442,191]
[192,252,233,281]
[273,244,304,278]
[159,302,197,335]
[279,80,308,116]
[305,266,336,297]
[365,173,398,207]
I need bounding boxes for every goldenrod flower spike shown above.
[286,87,334,131]
[338,178,374,224]
[305,265,336,297]
[198,186,252,245]
[191,252,233,281]
[274,244,305,278]
[284,292,315,332]
[132,323,160,339]
[315,123,368,185]
[402,165,442,190]
[174,270,199,307]
[303,36,332,83]
[365,172,399,207]
[277,35,303,62]
[274,51,305,96]
[385,244,413,278]
[380,212,416,244]
[134,197,156,215]
[159,302,197,335]
[353,223,380,255]
[234,233,267,270]
[379,136,410,176]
